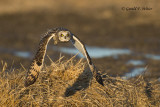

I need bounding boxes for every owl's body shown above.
[24,27,104,87]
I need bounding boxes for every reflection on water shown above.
[1,46,160,79]
[126,60,145,66]
[2,46,160,61]
[145,54,160,60]
[14,51,31,58]
[122,67,146,80]
[53,46,132,58]
[124,60,145,79]
[0,47,32,59]
[53,46,160,61]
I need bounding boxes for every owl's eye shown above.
[61,34,64,37]
[66,34,69,37]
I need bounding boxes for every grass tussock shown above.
[0,57,160,107]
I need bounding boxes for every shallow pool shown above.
[53,46,132,58]
[122,67,146,79]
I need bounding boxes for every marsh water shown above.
[1,45,160,79]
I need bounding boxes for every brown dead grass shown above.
[0,0,159,28]
[0,0,159,18]
[0,56,160,107]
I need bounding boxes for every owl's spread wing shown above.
[70,35,104,86]
[70,35,92,65]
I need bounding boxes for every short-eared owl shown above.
[24,27,104,87]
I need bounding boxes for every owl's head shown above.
[50,27,72,44]
[57,30,71,42]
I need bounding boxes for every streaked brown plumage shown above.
[24,29,55,87]
[24,27,104,87]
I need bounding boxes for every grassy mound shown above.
[0,57,160,107]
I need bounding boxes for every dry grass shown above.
[0,57,160,107]
[0,0,159,18]
[0,0,159,27]
[0,0,159,12]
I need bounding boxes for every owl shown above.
[24,27,104,87]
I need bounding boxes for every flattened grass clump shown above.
[0,57,160,107]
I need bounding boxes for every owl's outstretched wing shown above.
[70,35,104,86]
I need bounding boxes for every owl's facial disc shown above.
[58,31,71,42]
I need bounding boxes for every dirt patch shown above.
[0,1,160,80]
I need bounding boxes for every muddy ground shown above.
[0,0,160,80]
